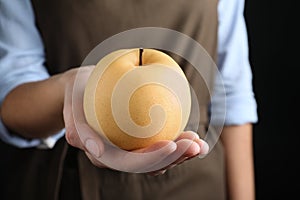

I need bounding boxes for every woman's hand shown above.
[63,66,209,174]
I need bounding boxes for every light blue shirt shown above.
[0,0,258,148]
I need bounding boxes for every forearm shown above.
[0,74,66,139]
[221,123,255,200]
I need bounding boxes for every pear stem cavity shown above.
[139,48,144,66]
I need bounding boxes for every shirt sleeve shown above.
[0,0,64,148]
[211,0,258,125]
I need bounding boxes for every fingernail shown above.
[194,133,200,139]
[85,139,101,158]
[201,142,209,154]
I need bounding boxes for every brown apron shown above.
[0,0,226,199]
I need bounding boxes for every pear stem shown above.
[139,48,144,66]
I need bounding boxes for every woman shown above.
[0,0,257,199]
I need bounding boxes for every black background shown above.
[245,0,299,199]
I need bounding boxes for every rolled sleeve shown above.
[212,0,258,125]
[0,0,64,148]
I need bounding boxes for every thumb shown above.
[77,123,105,158]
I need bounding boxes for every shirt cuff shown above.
[225,93,258,125]
[0,68,49,105]
[0,116,64,149]
[0,74,65,149]
[211,92,258,126]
